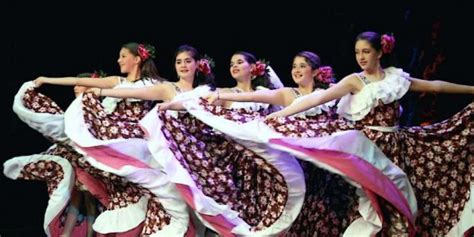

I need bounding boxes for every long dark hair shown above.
[121,42,164,81]
[174,44,216,90]
[355,31,398,68]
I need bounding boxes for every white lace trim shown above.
[337,67,411,121]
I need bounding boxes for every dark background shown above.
[4,1,471,236]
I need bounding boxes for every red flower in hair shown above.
[91,70,107,78]
[198,59,212,75]
[316,66,335,84]
[137,44,151,61]
[251,61,267,77]
[381,34,396,54]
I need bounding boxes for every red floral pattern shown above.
[47,144,171,234]
[399,103,472,236]
[289,160,361,236]
[266,100,473,236]
[20,90,171,234]
[81,93,155,140]
[268,115,363,235]
[199,100,361,235]
[200,98,269,122]
[19,159,64,195]
[159,110,288,229]
[143,198,172,234]
[23,88,64,114]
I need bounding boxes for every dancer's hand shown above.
[265,111,282,120]
[203,92,220,104]
[157,101,173,111]
[87,88,101,96]
[157,101,185,111]
[33,77,47,87]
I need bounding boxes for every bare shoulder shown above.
[339,73,364,91]
[159,81,176,89]
[340,73,359,83]
[92,76,121,88]
[265,87,290,98]
[279,87,294,94]
[280,87,298,103]
[154,82,179,101]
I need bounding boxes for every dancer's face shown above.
[117,48,140,74]
[230,54,253,81]
[355,39,382,71]
[175,51,198,80]
[292,56,316,86]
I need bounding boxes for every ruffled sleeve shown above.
[337,67,411,121]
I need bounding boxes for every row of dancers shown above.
[5,31,473,236]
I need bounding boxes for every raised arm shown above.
[409,78,474,94]
[91,83,173,101]
[267,76,358,118]
[34,76,120,89]
[207,88,292,106]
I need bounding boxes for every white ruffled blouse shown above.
[337,67,411,121]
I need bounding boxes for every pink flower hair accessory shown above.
[90,70,107,78]
[137,44,156,61]
[316,66,335,84]
[76,70,107,78]
[381,34,396,54]
[197,55,215,76]
[251,60,268,77]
